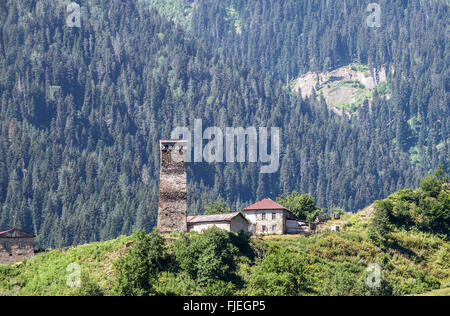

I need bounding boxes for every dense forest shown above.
[0,0,448,248]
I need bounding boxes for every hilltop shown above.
[1,212,447,296]
[1,173,448,296]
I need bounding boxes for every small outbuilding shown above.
[187,212,249,233]
[0,228,35,264]
[331,225,340,232]
[286,220,315,235]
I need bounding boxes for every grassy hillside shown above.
[0,212,448,296]
[416,288,450,296]
[0,236,132,296]
[1,171,448,296]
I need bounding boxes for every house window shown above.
[261,213,266,220]
[3,242,9,250]
[272,225,277,232]
[18,242,24,249]
[272,213,277,220]
[262,225,267,232]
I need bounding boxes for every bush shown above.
[318,264,368,296]
[370,167,450,239]
[200,280,237,296]
[368,200,394,248]
[245,248,317,296]
[173,228,239,285]
[392,272,440,296]
[112,230,165,296]
[71,274,104,296]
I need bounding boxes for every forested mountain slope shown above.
[0,0,448,248]
[148,0,449,181]
[157,0,449,164]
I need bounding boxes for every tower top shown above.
[160,140,188,145]
[160,140,188,143]
[160,140,188,153]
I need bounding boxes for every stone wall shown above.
[157,140,188,233]
[0,237,34,264]
[244,210,286,235]
[229,216,250,233]
[188,216,249,234]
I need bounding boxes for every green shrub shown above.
[368,167,449,240]
[71,274,104,296]
[318,264,368,296]
[112,230,165,296]
[172,228,239,285]
[245,248,318,296]
[392,272,440,296]
[368,200,394,248]
[200,280,237,296]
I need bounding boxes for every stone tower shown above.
[157,140,188,233]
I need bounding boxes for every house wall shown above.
[188,217,249,233]
[0,237,34,264]
[229,216,249,233]
[188,222,231,233]
[244,210,286,235]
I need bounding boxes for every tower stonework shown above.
[157,140,188,233]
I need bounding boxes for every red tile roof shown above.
[244,198,287,211]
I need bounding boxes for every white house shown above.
[187,212,249,233]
